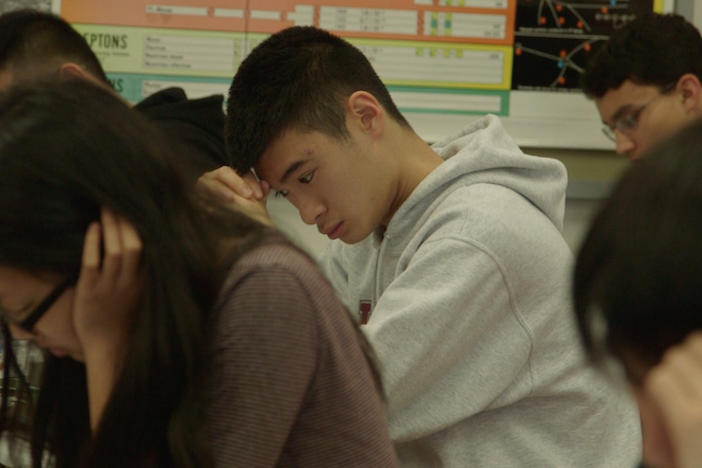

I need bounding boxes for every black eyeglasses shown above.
[18,276,76,332]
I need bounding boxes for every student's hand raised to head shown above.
[197,166,273,226]
[644,332,702,468]
[75,207,145,430]
[74,207,144,352]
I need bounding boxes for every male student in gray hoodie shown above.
[200,26,642,467]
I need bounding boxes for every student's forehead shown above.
[606,81,658,102]
[254,151,302,185]
[257,131,319,172]
[596,81,656,116]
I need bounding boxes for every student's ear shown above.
[58,62,94,82]
[677,73,702,116]
[347,91,384,136]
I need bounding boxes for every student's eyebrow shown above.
[280,159,311,184]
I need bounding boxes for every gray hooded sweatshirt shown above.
[320,115,641,467]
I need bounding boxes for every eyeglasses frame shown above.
[601,82,678,143]
[16,275,76,332]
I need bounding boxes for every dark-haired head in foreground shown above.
[574,117,702,468]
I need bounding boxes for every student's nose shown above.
[615,131,636,156]
[296,196,325,225]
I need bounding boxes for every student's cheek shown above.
[39,290,83,357]
[634,387,676,468]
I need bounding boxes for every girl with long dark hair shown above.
[0,80,397,468]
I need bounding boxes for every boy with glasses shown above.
[582,13,702,161]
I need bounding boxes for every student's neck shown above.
[382,126,443,227]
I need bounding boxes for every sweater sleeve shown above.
[204,264,318,467]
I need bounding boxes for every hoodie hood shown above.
[386,114,567,237]
[135,87,229,173]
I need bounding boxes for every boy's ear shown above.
[59,63,117,96]
[59,62,93,81]
[677,73,702,115]
[347,91,384,136]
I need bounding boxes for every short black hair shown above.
[225,26,410,173]
[0,9,108,83]
[582,13,702,98]
[573,117,702,372]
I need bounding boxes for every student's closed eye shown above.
[298,170,315,184]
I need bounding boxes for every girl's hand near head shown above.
[74,207,144,431]
[74,207,144,351]
[644,332,702,468]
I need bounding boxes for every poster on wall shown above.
[0,0,54,13]
[512,0,656,91]
[5,0,675,148]
[503,0,671,149]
